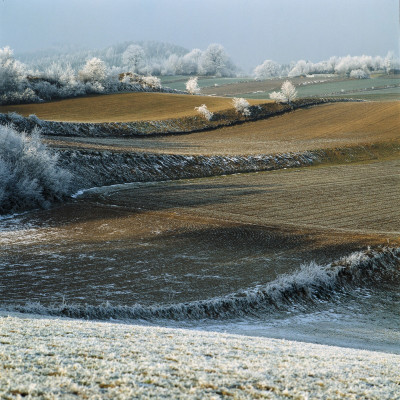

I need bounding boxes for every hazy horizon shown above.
[1,0,399,72]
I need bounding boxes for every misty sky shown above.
[1,0,398,71]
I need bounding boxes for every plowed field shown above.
[0,92,266,123]
[44,101,400,156]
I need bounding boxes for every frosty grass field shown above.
[1,73,400,398]
[1,311,400,399]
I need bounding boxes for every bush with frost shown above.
[194,104,213,121]
[0,125,72,214]
[0,46,26,94]
[78,57,107,84]
[186,76,200,94]
[269,90,286,103]
[270,80,297,104]
[253,60,282,80]
[232,97,251,117]
[142,75,161,89]
[0,46,40,104]
[349,69,370,79]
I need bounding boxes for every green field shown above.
[159,74,399,100]
[217,75,400,100]
[161,76,253,91]
[295,76,400,97]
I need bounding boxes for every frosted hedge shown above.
[0,125,72,214]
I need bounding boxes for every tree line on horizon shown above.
[1,40,398,105]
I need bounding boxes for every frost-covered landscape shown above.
[1,0,400,398]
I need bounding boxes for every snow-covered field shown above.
[1,311,399,399]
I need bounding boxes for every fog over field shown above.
[1,0,398,72]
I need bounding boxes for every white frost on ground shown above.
[1,311,399,399]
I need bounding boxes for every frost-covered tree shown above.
[254,60,281,80]
[122,44,145,73]
[0,125,72,214]
[349,69,370,79]
[0,46,26,92]
[142,75,161,89]
[181,48,202,75]
[163,54,184,75]
[269,91,286,103]
[280,81,297,103]
[232,97,251,116]
[78,57,107,84]
[200,44,228,76]
[270,80,297,104]
[0,46,36,104]
[41,62,77,86]
[288,60,314,77]
[186,76,200,94]
[194,104,213,121]
[334,55,384,75]
[384,51,394,74]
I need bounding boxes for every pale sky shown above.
[1,0,398,71]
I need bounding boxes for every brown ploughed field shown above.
[0,92,266,123]
[44,101,400,156]
[4,94,400,250]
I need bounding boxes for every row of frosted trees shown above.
[254,52,398,80]
[2,40,398,105]
[0,43,238,105]
[18,42,238,79]
[122,43,237,77]
[0,47,167,105]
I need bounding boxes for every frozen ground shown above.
[1,311,399,399]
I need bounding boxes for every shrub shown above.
[349,69,370,79]
[232,97,251,117]
[142,75,161,89]
[78,57,107,84]
[186,76,200,94]
[270,80,297,104]
[0,125,72,214]
[269,91,286,103]
[194,104,213,121]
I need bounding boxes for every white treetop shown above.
[200,44,228,76]
[194,104,213,121]
[281,80,297,102]
[0,46,26,93]
[349,69,370,79]
[142,75,161,89]
[122,44,145,73]
[78,57,107,83]
[186,76,200,94]
[254,60,281,80]
[232,97,251,116]
[270,80,297,104]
